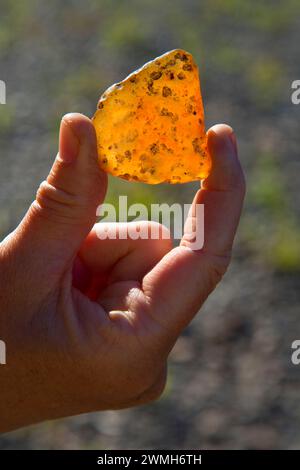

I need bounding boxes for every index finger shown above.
[140,124,246,339]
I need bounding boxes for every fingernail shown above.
[58,115,80,164]
[208,125,238,159]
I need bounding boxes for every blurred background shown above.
[0,0,300,449]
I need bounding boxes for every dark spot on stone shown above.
[147,79,155,94]
[161,143,173,154]
[98,102,104,109]
[166,59,176,67]
[162,86,172,97]
[114,98,125,105]
[160,107,177,122]
[192,138,201,154]
[115,83,123,89]
[167,71,175,80]
[102,157,108,164]
[108,145,112,150]
[177,72,186,80]
[183,63,193,71]
[160,107,172,117]
[150,71,162,80]
[125,150,132,158]
[193,111,197,115]
[129,75,137,83]
[116,154,125,163]
[121,173,131,180]
[175,52,189,62]
[150,143,159,154]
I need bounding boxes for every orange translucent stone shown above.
[92,49,210,184]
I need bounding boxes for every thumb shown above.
[12,113,107,280]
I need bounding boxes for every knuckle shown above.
[38,180,78,208]
[35,180,94,223]
[207,253,231,284]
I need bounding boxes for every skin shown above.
[0,113,245,432]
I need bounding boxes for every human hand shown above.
[0,113,245,432]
